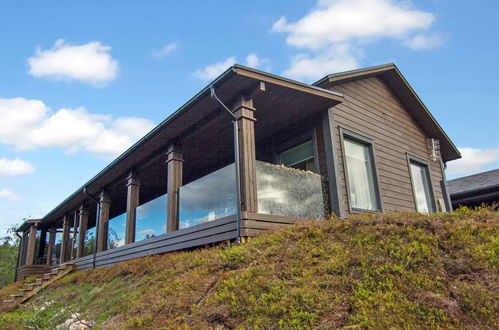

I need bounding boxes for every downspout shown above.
[210,85,242,243]
[83,187,100,269]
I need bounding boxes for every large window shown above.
[341,129,381,212]
[278,140,316,172]
[408,155,435,213]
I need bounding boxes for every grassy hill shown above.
[0,208,497,328]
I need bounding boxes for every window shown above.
[408,156,435,213]
[341,130,381,212]
[278,140,316,172]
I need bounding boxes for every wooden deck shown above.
[73,212,308,271]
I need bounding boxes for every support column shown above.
[60,216,70,263]
[17,233,25,267]
[26,225,37,265]
[76,205,89,258]
[46,228,56,265]
[97,191,111,252]
[166,144,183,233]
[322,108,344,217]
[125,171,140,244]
[233,96,258,213]
[70,211,78,260]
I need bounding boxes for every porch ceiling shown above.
[36,65,343,229]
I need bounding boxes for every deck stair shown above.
[1,263,74,308]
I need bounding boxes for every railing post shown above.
[76,205,89,258]
[97,191,111,252]
[232,96,258,213]
[166,144,183,233]
[125,171,140,244]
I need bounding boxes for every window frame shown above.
[406,153,437,213]
[339,128,383,213]
[275,130,320,173]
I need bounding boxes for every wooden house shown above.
[15,63,460,280]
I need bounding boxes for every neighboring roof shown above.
[313,63,461,162]
[27,64,343,229]
[448,168,499,196]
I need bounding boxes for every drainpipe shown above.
[210,85,242,243]
[83,187,100,269]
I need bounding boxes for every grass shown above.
[0,207,497,328]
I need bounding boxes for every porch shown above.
[16,65,343,279]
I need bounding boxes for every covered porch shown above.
[16,65,343,279]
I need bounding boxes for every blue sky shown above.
[0,0,498,235]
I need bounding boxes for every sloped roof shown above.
[448,168,499,196]
[314,63,461,162]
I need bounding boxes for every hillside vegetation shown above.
[0,208,497,328]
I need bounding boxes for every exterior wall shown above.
[325,76,445,214]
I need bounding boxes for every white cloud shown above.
[272,0,441,81]
[245,53,271,71]
[0,158,35,179]
[192,54,272,80]
[192,57,237,80]
[283,44,360,80]
[28,39,119,87]
[0,189,20,201]
[403,33,443,50]
[152,42,178,58]
[138,229,155,236]
[0,97,156,159]
[446,147,499,176]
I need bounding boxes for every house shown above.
[448,168,499,209]
[15,63,460,280]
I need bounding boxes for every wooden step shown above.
[10,293,23,298]
[19,288,32,293]
[3,299,14,303]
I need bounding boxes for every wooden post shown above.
[166,144,183,232]
[97,190,111,252]
[25,225,37,265]
[233,96,258,213]
[125,171,140,244]
[60,216,70,263]
[17,233,25,267]
[69,211,78,260]
[322,108,344,217]
[46,228,56,265]
[76,205,89,258]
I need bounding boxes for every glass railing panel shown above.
[256,161,328,220]
[83,227,95,257]
[179,163,236,229]
[136,193,167,241]
[107,213,126,249]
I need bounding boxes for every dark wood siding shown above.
[325,76,445,214]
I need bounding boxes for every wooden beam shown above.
[76,205,89,258]
[125,171,140,244]
[97,191,111,252]
[46,228,56,265]
[233,96,258,212]
[60,216,70,263]
[25,224,37,266]
[36,229,47,261]
[321,108,344,217]
[166,144,183,232]
[70,210,78,260]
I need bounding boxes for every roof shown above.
[25,64,343,230]
[448,168,499,196]
[313,63,461,162]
